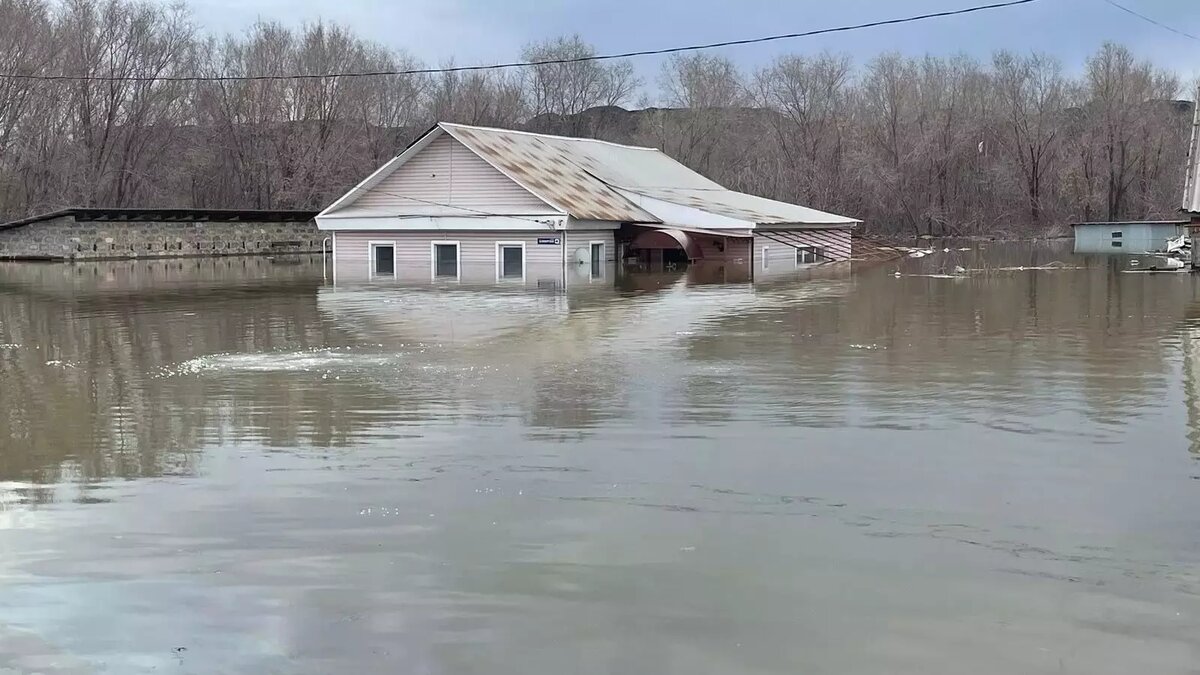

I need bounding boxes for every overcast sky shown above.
[181,0,1200,88]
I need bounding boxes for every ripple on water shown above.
[159,348,396,377]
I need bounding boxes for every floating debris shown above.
[975,263,1083,272]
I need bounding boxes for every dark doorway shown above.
[590,242,604,278]
[663,248,689,267]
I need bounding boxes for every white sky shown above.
[178,0,1200,88]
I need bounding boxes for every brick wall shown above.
[0,216,322,260]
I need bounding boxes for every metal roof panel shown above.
[634,187,860,226]
[441,122,858,227]
[440,123,659,223]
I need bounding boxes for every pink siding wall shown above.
[333,230,615,284]
[753,229,852,273]
[353,135,552,216]
[564,231,616,263]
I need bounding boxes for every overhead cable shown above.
[0,0,1043,83]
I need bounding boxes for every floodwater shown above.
[0,244,1198,674]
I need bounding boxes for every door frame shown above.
[588,240,606,281]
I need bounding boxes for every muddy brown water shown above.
[0,244,1198,674]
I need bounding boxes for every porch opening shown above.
[628,228,702,270]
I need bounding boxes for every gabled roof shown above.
[320,124,658,224]
[441,123,658,223]
[320,122,859,228]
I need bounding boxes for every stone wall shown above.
[0,216,323,260]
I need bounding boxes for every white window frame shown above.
[495,240,526,282]
[589,240,606,281]
[761,246,769,270]
[430,240,461,281]
[796,245,822,266]
[368,240,397,279]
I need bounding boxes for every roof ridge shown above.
[438,121,659,151]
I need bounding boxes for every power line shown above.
[0,0,1042,83]
[348,188,566,228]
[1100,0,1200,43]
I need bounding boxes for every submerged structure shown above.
[0,208,320,261]
[1071,220,1188,255]
[316,122,859,283]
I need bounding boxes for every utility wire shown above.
[0,0,1042,83]
[343,188,567,227]
[1100,0,1200,43]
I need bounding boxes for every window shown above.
[1111,241,1123,248]
[589,241,605,279]
[370,242,395,277]
[796,246,824,265]
[761,246,769,270]
[496,242,525,280]
[1111,231,1123,239]
[432,241,459,280]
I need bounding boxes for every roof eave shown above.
[755,221,860,230]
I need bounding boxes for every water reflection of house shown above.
[1183,316,1200,456]
[315,123,858,284]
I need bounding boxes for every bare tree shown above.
[521,35,639,134]
[1082,43,1181,221]
[639,53,750,178]
[0,3,1194,238]
[992,51,1066,226]
[51,0,196,206]
[756,52,854,211]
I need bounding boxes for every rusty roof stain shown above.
[439,123,858,226]
[441,124,659,223]
[323,122,860,227]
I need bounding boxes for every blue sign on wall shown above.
[537,237,560,245]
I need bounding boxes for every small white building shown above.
[316,122,860,283]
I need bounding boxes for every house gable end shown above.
[320,129,560,219]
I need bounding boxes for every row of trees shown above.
[0,0,1193,235]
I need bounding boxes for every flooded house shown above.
[315,122,859,284]
[0,208,320,261]
[1071,220,1188,254]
